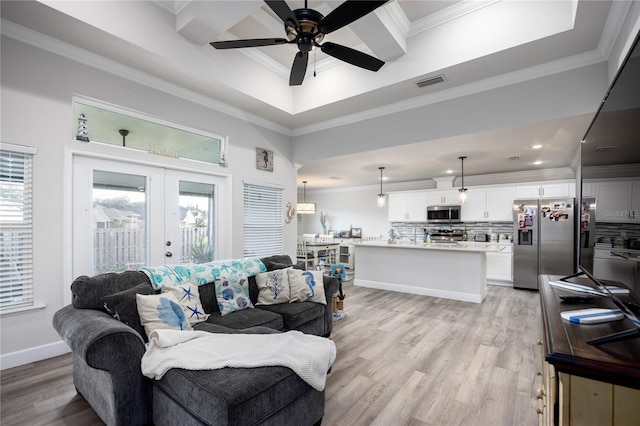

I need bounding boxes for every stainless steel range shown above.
[429,228,464,243]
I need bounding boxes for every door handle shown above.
[165,251,173,258]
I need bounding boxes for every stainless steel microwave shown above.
[427,205,462,223]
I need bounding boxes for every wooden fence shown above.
[93,227,210,273]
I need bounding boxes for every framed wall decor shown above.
[256,148,273,171]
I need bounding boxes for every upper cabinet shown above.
[515,183,571,198]
[427,190,460,206]
[461,186,515,222]
[594,180,638,222]
[388,191,428,222]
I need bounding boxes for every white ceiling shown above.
[1,0,632,189]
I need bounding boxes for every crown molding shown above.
[583,164,640,180]
[291,47,606,137]
[306,167,576,195]
[408,0,501,37]
[0,19,293,137]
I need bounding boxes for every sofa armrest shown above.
[53,305,146,367]
[53,305,151,426]
[323,275,340,304]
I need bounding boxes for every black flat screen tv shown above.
[579,28,640,280]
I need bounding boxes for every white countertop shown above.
[355,240,507,253]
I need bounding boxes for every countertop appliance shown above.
[474,233,488,242]
[427,205,461,224]
[513,198,576,290]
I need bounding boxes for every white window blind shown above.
[243,182,283,258]
[0,148,35,310]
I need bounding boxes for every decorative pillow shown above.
[136,293,192,339]
[288,269,327,305]
[102,283,157,341]
[161,282,210,325]
[214,275,254,316]
[255,268,292,305]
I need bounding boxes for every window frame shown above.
[0,143,37,312]
[243,181,284,258]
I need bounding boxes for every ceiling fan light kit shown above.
[210,0,388,86]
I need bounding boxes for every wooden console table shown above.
[538,274,640,425]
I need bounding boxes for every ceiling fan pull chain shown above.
[314,48,317,77]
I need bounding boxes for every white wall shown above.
[0,36,297,368]
[297,186,389,238]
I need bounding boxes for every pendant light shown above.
[297,181,316,214]
[377,167,386,207]
[458,156,468,203]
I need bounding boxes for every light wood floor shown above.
[1,281,542,426]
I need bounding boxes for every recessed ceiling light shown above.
[533,161,543,165]
[532,144,543,149]
[445,169,453,174]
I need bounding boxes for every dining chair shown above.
[296,238,314,270]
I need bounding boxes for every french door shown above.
[72,156,230,277]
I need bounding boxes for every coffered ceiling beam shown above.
[176,0,263,45]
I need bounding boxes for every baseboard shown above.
[0,340,70,371]
[487,280,514,287]
[354,279,483,303]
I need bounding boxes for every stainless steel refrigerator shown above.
[513,198,576,289]
[579,197,596,274]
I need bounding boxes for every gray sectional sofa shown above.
[53,255,339,426]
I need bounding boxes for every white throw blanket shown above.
[141,329,337,391]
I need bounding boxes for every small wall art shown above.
[256,148,273,171]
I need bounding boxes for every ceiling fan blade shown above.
[318,1,389,34]
[289,51,308,86]
[321,42,384,71]
[210,38,288,49]
[264,0,299,29]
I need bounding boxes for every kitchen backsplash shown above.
[388,221,640,244]
[595,222,640,241]
[390,222,513,242]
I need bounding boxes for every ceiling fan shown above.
[210,0,389,86]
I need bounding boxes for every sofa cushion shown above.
[103,282,157,341]
[72,271,151,310]
[161,282,209,325]
[256,302,325,331]
[205,307,284,331]
[288,270,327,305]
[214,275,254,316]
[154,365,315,425]
[255,268,292,305]
[136,293,192,338]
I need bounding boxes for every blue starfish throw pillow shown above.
[214,274,254,316]
[161,282,210,325]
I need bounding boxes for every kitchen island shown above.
[354,241,506,303]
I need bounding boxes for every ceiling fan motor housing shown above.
[286,8,325,50]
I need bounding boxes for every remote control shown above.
[560,295,594,304]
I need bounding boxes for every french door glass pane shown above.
[92,170,147,274]
[179,180,215,263]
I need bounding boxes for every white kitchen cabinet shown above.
[461,186,515,222]
[460,188,487,221]
[388,191,427,222]
[427,190,460,206]
[582,182,596,197]
[516,183,571,198]
[631,182,640,221]
[486,247,513,283]
[595,181,633,222]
